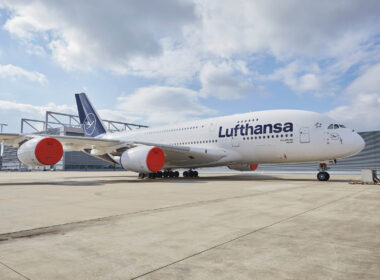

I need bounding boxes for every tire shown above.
[183,171,189,177]
[194,171,198,177]
[156,171,163,178]
[317,172,329,181]
[174,171,179,178]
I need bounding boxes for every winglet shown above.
[75,93,107,137]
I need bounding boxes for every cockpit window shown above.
[328,124,346,129]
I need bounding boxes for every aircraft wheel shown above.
[156,171,163,178]
[193,171,198,177]
[163,171,169,178]
[169,171,174,178]
[174,171,179,178]
[183,171,189,178]
[317,172,329,181]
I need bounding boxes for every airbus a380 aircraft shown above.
[0,93,365,181]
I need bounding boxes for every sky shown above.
[0,0,379,132]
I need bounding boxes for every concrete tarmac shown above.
[0,171,379,279]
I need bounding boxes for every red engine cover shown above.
[146,147,165,172]
[250,164,259,171]
[34,137,64,165]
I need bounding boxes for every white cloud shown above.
[2,1,379,78]
[327,93,380,131]
[117,86,216,124]
[195,0,380,59]
[0,64,47,84]
[327,63,380,131]
[97,109,139,124]
[326,34,380,75]
[298,74,323,92]
[346,63,380,95]
[127,36,202,85]
[1,0,196,73]
[262,61,326,94]
[200,61,255,99]
[0,100,75,117]
[1,0,380,104]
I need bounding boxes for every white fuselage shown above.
[102,110,365,169]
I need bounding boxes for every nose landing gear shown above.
[317,163,330,181]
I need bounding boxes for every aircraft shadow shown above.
[0,174,352,186]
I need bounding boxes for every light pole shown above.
[0,123,6,170]
[0,123,7,133]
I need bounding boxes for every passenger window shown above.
[328,124,334,129]
[334,124,339,129]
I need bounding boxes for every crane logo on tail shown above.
[83,113,97,135]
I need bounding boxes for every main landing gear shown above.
[317,163,330,181]
[138,169,199,179]
[183,170,198,178]
[162,170,180,178]
[138,170,179,179]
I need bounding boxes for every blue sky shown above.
[0,0,379,132]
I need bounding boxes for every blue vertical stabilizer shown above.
[75,93,107,137]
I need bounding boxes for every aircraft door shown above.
[299,127,310,143]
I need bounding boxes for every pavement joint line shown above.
[130,188,368,280]
[0,183,317,241]
[0,260,32,280]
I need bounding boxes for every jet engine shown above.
[120,145,165,173]
[228,163,259,171]
[17,137,64,166]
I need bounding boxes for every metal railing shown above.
[19,111,148,134]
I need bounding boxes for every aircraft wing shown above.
[133,141,228,168]
[0,133,21,140]
[0,133,122,149]
[0,133,30,147]
[0,133,228,167]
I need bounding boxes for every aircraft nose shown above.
[353,133,365,154]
